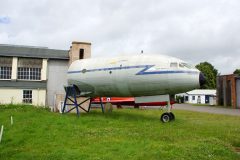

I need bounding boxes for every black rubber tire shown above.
[169,112,175,121]
[160,113,171,123]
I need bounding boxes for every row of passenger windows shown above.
[0,66,41,80]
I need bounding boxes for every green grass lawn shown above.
[0,105,240,160]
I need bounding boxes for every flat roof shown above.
[186,89,216,96]
[0,44,69,60]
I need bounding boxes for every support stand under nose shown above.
[62,85,104,116]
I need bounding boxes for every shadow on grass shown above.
[75,109,162,122]
[0,104,164,122]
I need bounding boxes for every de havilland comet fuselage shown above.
[67,54,205,97]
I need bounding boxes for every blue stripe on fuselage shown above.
[67,65,199,75]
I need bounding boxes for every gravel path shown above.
[173,103,240,116]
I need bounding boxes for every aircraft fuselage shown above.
[67,54,201,97]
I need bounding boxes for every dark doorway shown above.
[79,49,84,59]
[227,80,232,106]
[237,79,240,108]
[185,96,188,102]
[205,95,210,104]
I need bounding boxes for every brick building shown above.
[217,74,240,108]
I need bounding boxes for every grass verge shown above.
[0,104,240,160]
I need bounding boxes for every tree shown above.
[195,62,218,89]
[233,69,240,75]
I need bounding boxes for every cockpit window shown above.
[179,63,184,68]
[179,63,194,69]
[170,62,178,68]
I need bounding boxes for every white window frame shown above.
[0,66,12,80]
[192,96,195,100]
[23,90,32,104]
[17,67,41,80]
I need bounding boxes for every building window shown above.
[197,96,201,104]
[192,96,195,100]
[0,66,12,79]
[23,90,32,104]
[18,67,41,80]
[79,49,84,59]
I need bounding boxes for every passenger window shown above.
[170,62,178,68]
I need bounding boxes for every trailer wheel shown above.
[160,113,171,123]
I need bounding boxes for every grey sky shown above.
[0,0,240,74]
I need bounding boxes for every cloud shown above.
[0,0,240,74]
[0,16,10,24]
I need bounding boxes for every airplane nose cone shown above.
[199,72,206,87]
